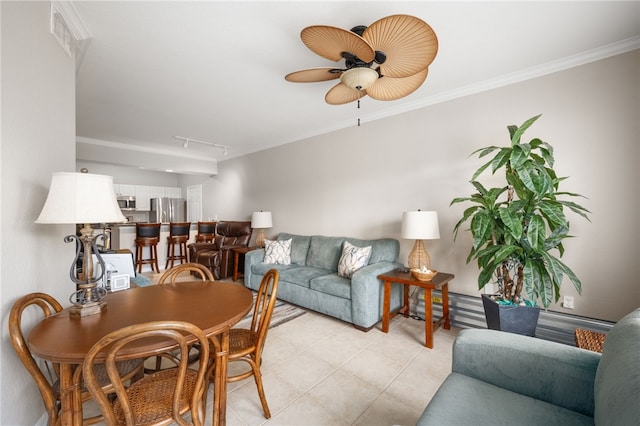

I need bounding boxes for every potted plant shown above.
[450,114,590,335]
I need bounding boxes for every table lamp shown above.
[251,211,272,247]
[401,210,440,270]
[36,171,125,316]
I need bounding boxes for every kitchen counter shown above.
[111,223,198,272]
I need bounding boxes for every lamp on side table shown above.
[401,210,440,270]
[251,211,272,247]
[36,171,126,316]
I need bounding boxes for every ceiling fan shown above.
[285,14,438,105]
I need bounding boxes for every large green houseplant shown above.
[451,115,590,331]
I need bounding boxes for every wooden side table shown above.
[378,269,455,348]
[232,246,260,282]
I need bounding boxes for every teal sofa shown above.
[244,233,403,330]
[417,307,640,425]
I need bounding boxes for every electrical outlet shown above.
[563,296,574,309]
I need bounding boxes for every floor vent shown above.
[415,290,615,346]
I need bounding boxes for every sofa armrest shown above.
[244,249,265,289]
[452,328,601,417]
[350,261,402,329]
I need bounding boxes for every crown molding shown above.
[51,1,91,41]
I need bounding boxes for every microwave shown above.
[117,195,136,211]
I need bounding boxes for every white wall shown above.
[187,50,640,323]
[77,160,180,187]
[1,2,77,424]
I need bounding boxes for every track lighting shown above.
[174,136,230,155]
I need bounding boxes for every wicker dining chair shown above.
[157,262,214,285]
[82,321,211,426]
[144,263,216,374]
[210,268,279,419]
[9,292,143,426]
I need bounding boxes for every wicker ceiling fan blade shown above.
[325,82,366,105]
[285,68,342,83]
[367,68,429,101]
[363,14,438,78]
[301,25,375,63]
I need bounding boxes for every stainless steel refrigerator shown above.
[149,197,187,223]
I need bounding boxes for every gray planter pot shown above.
[481,294,540,337]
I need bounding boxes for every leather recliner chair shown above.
[188,221,252,279]
[188,235,223,280]
[216,221,252,279]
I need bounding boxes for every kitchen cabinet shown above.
[135,186,151,211]
[117,184,136,196]
[165,187,181,198]
[114,184,182,211]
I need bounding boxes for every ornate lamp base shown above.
[69,300,107,317]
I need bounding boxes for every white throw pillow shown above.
[263,238,292,265]
[338,241,372,278]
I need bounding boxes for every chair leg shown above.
[153,245,159,272]
[250,361,271,419]
[165,242,173,269]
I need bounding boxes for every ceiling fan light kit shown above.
[285,14,438,105]
[340,67,379,91]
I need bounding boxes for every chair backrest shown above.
[216,221,252,246]
[169,222,191,238]
[250,269,280,358]
[158,263,214,284]
[9,293,63,424]
[197,221,216,236]
[136,222,161,239]
[82,321,210,426]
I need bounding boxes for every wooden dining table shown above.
[27,280,253,426]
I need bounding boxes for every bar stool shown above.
[196,221,216,243]
[134,223,161,273]
[165,222,191,269]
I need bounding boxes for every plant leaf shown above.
[511,114,542,145]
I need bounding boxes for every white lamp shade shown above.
[251,211,272,229]
[36,172,126,224]
[401,211,440,240]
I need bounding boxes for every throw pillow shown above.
[263,238,292,265]
[338,241,372,278]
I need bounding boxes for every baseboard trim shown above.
[415,290,615,346]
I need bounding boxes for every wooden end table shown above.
[232,246,260,282]
[378,269,455,348]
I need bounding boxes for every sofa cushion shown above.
[306,236,345,271]
[278,266,332,288]
[277,233,311,266]
[418,372,594,426]
[594,308,640,425]
[337,241,371,278]
[310,274,352,299]
[264,238,292,265]
[345,237,399,264]
[251,262,298,276]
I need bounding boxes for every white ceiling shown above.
[72,1,640,174]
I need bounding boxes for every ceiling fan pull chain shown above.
[357,99,361,127]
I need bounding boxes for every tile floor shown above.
[103,271,460,425]
[210,309,460,426]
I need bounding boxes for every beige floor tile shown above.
[305,369,381,424]
[352,391,422,426]
[266,394,347,426]
[268,349,336,394]
[227,370,301,425]
[340,348,406,391]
